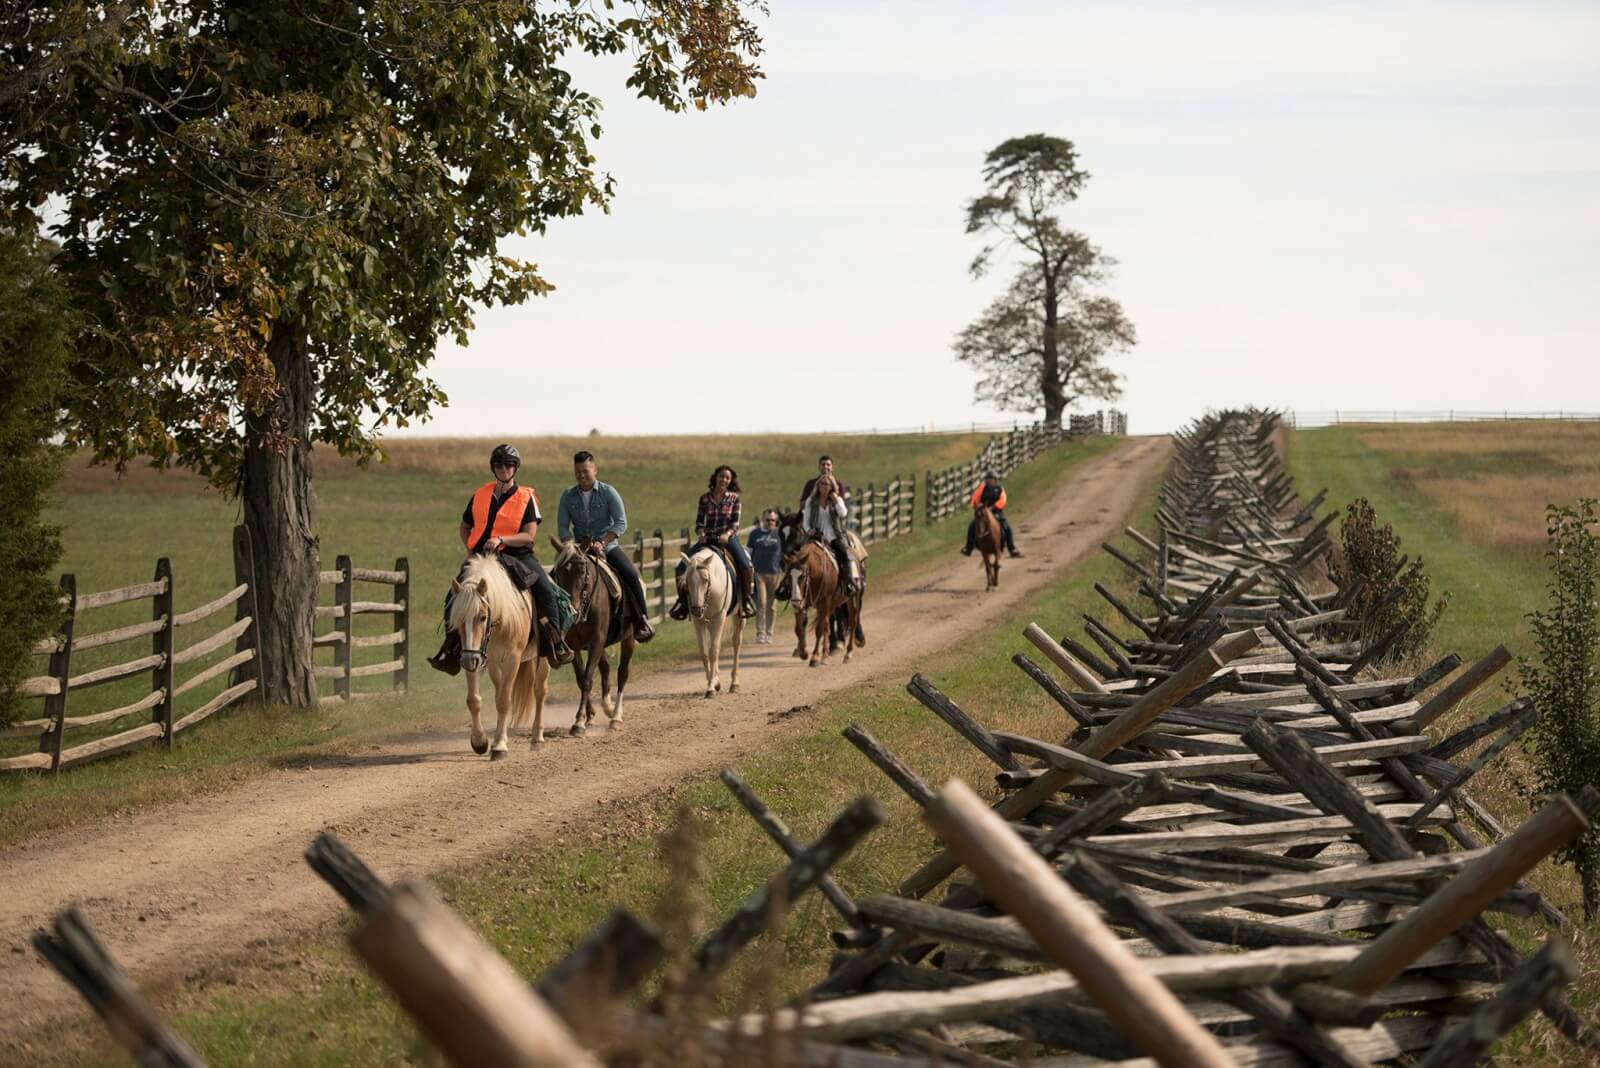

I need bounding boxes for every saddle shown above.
[583,547,624,603]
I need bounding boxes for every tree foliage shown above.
[0,231,72,726]
[3,0,766,487]
[955,134,1133,425]
[1519,499,1600,918]
[1327,497,1448,664]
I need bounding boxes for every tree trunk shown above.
[241,321,320,707]
[1039,275,1065,427]
[1583,869,1598,923]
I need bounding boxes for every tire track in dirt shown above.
[0,436,1168,1046]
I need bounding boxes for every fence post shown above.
[863,482,875,543]
[393,556,410,693]
[653,528,666,622]
[230,525,262,701]
[152,558,175,747]
[40,574,75,773]
[335,554,353,702]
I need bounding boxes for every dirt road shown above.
[0,436,1166,1045]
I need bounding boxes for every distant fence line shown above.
[817,409,1129,438]
[1288,409,1600,429]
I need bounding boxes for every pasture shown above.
[18,452,1163,1068]
[1290,421,1600,1064]
[0,431,1115,851]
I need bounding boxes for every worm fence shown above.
[2,525,409,774]
[41,408,1591,1065]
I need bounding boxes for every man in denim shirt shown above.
[557,451,656,643]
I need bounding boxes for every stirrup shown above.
[633,617,656,643]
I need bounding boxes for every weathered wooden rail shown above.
[3,525,410,773]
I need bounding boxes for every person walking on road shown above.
[747,508,785,643]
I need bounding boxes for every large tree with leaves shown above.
[955,135,1134,426]
[2,1,763,705]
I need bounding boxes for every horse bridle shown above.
[459,595,495,671]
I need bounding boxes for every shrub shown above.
[1520,498,1600,919]
[1327,497,1448,663]
[0,231,73,726]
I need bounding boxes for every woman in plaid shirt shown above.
[670,465,757,620]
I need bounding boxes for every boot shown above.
[427,631,462,676]
[737,566,757,618]
[669,582,690,621]
[1008,548,1024,558]
[540,618,576,667]
[629,593,657,642]
[775,573,792,601]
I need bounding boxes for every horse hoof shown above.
[530,736,544,750]
[608,720,622,731]
[844,654,853,664]
[570,724,586,737]
[715,681,722,692]
[470,738,489,755]
[729,684,740,693]
[490,749,507,762]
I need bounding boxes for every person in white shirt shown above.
[802,475,856,593]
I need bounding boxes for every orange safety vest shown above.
[467,482,537,550]
[970,484,1006,510]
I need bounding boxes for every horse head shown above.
[449,576,493,673]
[777,509,807,561]
[548,537,583,590]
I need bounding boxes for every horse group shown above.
[443,517,866,759]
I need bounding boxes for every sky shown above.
[405,1,1600,438]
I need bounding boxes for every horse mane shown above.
[449,554,530,633]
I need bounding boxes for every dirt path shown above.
[0,436,1167,1045]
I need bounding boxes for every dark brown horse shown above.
[974,504,1002,591]
[777,516,858,666]
[549,538,635,736]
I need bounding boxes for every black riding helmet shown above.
[490,443,521,471]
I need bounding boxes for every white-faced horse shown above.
[680,545,745,698]
[448,555,551,757]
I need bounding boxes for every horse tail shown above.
[510,656,539,730]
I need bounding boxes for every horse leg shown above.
[490,663,514,760]
[608,635,633,727]
[570,646,591,737]
[529,654,550,749]
[843,597,858,664]
[809,602,827,667]
[708,612,724,695]
[728,613,744,693]
[466,668,488,754]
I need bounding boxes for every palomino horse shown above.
[448,555,551,758]
[549,538,634,735]
[974,504,1002,591]
[780,521,858,667]
[680,544,745,698]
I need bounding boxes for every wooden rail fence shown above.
[2,525,410,773]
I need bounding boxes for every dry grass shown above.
[1351,423,1600,547]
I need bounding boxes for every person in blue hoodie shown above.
[746,508,785,643]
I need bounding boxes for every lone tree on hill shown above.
[954,135,1135,427]
[1,2,764,706]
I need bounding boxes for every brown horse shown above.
[784,535,858,667]
[549,538,634,736]
[974,504,1002,591]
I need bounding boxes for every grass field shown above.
[1289,421,1600,1065]
[41,458,1162,1068]
[0,432,1118,852]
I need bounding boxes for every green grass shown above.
[43,449,1161,1068]
[1288,424,1599,1065]
[0,434,1118,852]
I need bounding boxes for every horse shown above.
[974,504,1002,591]
[447,554,551,758]
[680,543,745,698]
[549,538,634,736]
[777,512,858,667]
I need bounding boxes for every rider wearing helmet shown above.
[961,468,1022,558]
[427,444,576,674]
